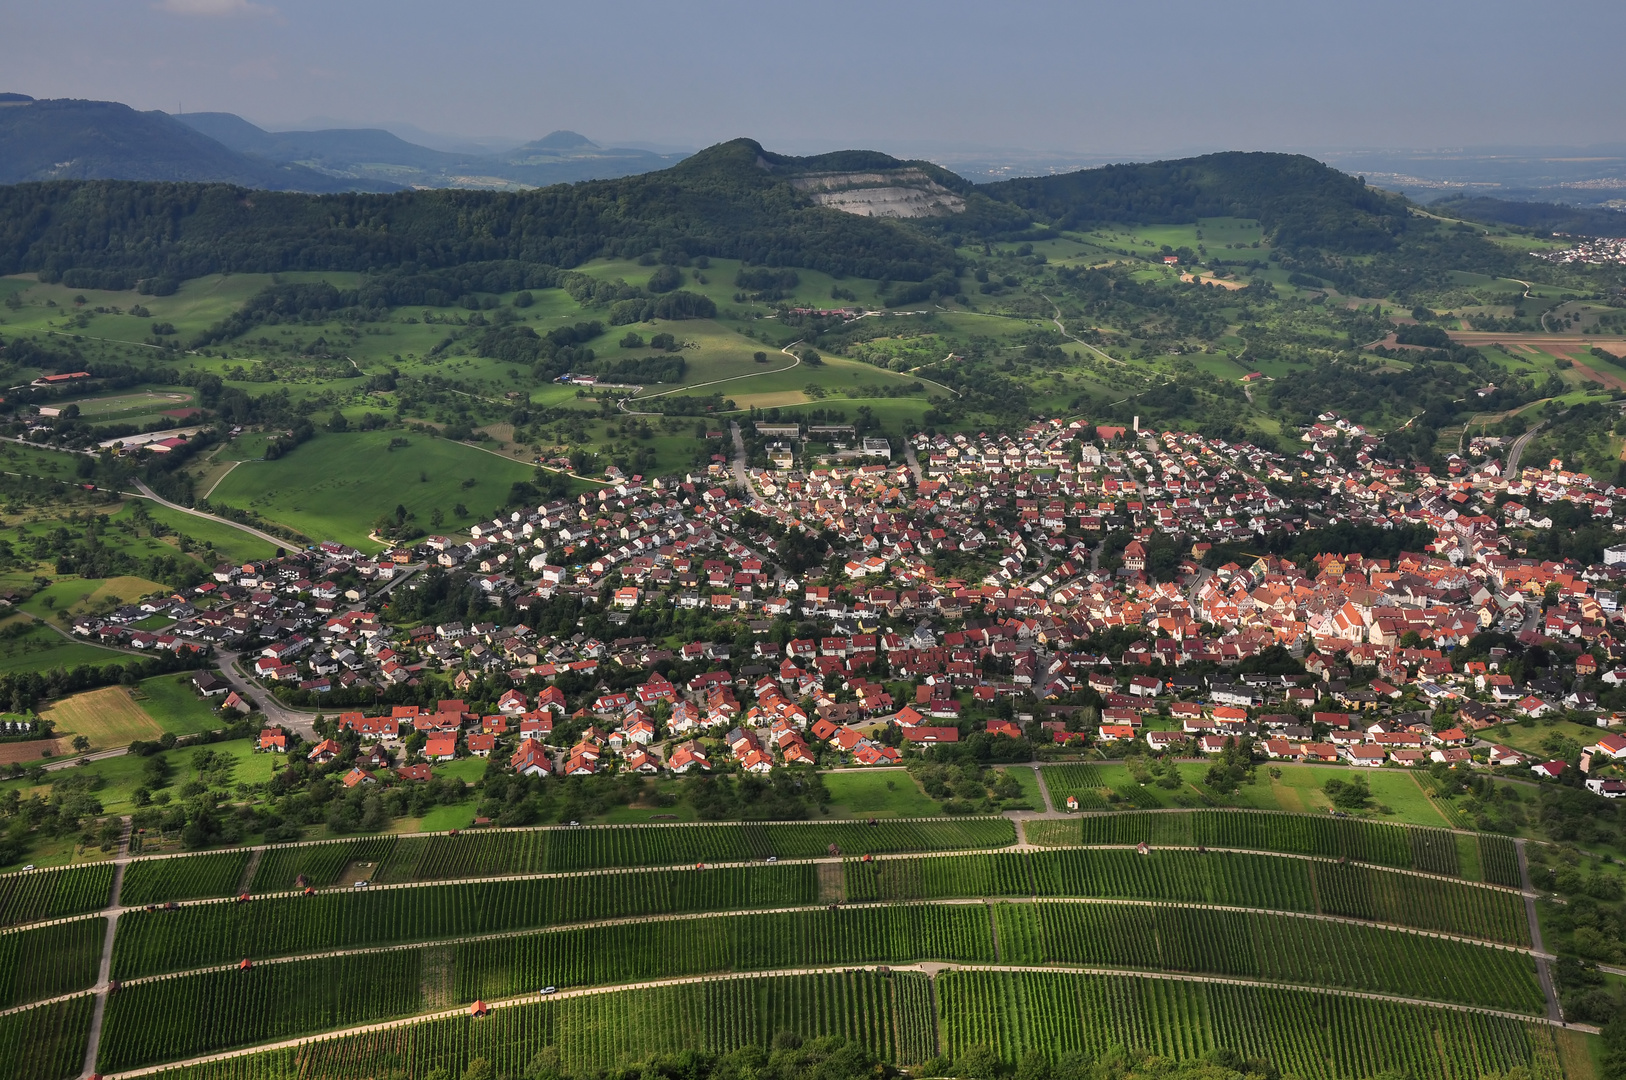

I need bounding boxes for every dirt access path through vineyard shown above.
[98,959,1596,1079]
[1516,839,1563,1021]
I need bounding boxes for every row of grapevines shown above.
[453,903,992,1001]
[991,901,1543,1013]
[1036,764,1107,809]
[0,864,113,928]
[1313,861,1529,945]
[234,819,1014,890]
[99,950,424,1071]
[381,830,552,883]
[1058,809,1451,872]
[1478,835,1525,889]
[121,850,252,905]
[105,904,986,1059]
[936,969,1558,1080]
[541,818,1014,872]
[112,862,819,978]
[294,972,900,1079]
[248,836,398,893]
[848,849,1529,943]
[0,993,94,1080]
[0,917,105,1008]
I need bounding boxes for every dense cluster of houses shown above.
[86,411,1625,788]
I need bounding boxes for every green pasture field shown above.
[1069,217,1266,258]
[208,429,545,550]
[995,765,1045,809]
[1048,762,1472,828]
[0,442,91,482]
[132,501,276,564]
[130,672,230,736]
[823,769,940,817]
[571,257,891,318]
[415,800,479,832]
[16,575,164,624]
[0,618,127,676]
[0,273,363,346]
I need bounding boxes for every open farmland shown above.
[36,684,165,752]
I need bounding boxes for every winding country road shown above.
[1504,421,1545,476]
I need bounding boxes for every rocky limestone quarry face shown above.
[789,169,966,218]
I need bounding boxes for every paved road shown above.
[902,442,924,485]
[728,421,758,502]
[1516,839,1563,1022]
[1504,422,1545,476]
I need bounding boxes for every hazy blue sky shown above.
[3,0,1622,155]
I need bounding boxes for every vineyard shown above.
[111,862,821,978]
[96,896,1546,1058]
[1035,808,1471,872]
[1477,835,1524,889]
[10,806,1574,1078]
[117,819,1020,897]
[249,836,399,893]
[100,950,425,1070]
[845,849,1531,944]
[935,969,1561,1080]
[0,993,95,1080]
[102,906,988,1064]
[0,864,115,928]
[1040,764,1110,809]
[121,966,1565,1080]
[991,902,1544,1012]
[133,971,927,1080]
[0,917,105,1008]
[121,851,254,906]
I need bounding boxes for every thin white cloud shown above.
[153,0,275,16]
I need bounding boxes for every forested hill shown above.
[982,151,1413,252]
[0,97,366,193]
[0,140,1428,287]
[1428,194,1626,238]
[0,139,961,286]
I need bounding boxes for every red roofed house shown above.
[902,726,960,743]
[511,741,554,777]
[424,733,458,761]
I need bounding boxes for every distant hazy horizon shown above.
[3,0,1622,163]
